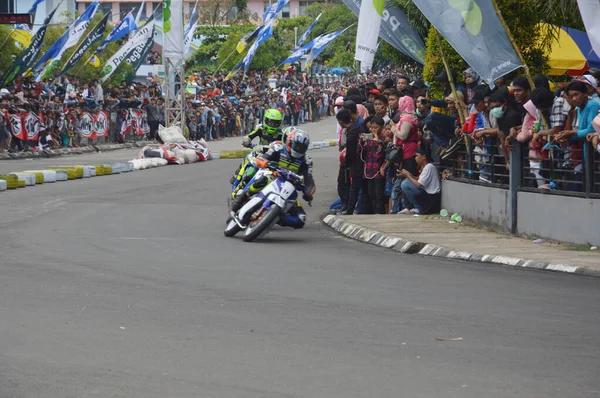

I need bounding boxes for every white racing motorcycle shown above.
[224,162,308,242]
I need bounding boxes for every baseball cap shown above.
[335,96,344,106]
[367,89,381,96]
[577,75,598,89]
[411,79,427,89]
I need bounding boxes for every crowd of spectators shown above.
[182,69,345,141]
[332,67,600,216]
[0,68,342,153]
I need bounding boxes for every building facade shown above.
[75,0,323,24]
[16,0,78,26]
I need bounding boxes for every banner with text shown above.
[121,109,150,136]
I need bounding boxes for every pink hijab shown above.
[399,96,418,126]
[356,103,369,120]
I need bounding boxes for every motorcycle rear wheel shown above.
[243,206,280,242]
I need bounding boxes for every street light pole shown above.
[294,26,298,47]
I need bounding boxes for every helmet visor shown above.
[291,140,308,156]
[265,118,282,129]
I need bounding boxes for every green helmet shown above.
[263,109,283,136]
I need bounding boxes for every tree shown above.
[215,27,289,71]
[0,26,24,79]
[200,0,257,25]
[531,0,584,30]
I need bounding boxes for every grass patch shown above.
[564,244,594,252]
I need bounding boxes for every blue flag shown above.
[15,0,45,31]
[297,12,322,47]
[32,1,99,73]
[281,37,317,66]
[236,22,274,71]
[306,26,351,67]
[28,0,46,14]
[186,1,198,35]
[94,10,137,54]
[263,0,289,24]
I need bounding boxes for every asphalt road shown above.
[1,121,599,397]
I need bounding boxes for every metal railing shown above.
[519,140,600,198]
[445,135,510,189]
[445,134,600,198]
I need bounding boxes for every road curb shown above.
[0,142,148,162]
[322,215,598,278]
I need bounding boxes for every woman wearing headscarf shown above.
[391,96,420,213]
[464,67,486,112]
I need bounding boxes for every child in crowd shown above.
[361,116,387,214]
[380,121,400,213]
[189,116,198,141]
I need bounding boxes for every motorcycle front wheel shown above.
[243,206,280,242]
[224,218,242,237]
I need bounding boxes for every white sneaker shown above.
[412,209,420,215]
[399,208,413,215]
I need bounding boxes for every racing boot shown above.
[230,190,249,212]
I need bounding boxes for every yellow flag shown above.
[236,40,247,54]
[10,29,32,47]
[224,71,235,81]
[87,55,101,67]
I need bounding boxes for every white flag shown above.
[184,20,198,58]
[36,1,99,81]
[135,1,146,25]
[101,19,155,82]
[354,0,384,73]
[163,0,184,61]
[577,0,600,58]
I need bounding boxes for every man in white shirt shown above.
[94,80,104,104]
[397,148,441,214]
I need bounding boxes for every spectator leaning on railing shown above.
[330,67,600,216]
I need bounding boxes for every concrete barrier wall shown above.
[441,180,600,245]
[517,192,600,245]
[441,180,510,232]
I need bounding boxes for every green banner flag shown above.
[59,12,110,77]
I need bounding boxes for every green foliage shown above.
[422,0,552,97]
[235,0,248,12]
[376,41,424,75]
[215,32,245,71]
[531,0,584,30]
[0,26,22,78]
[200,0,256,25]
[215,27,289,72]
[302,3,357,67]
[191,1,430,73]
[186,25,256,71]
[422,26,466,98]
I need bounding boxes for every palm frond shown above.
[531,0,584,30]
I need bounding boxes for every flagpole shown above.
[60,13,109,77]
[434,29,472,160]
[434,30,465,126]
[215,47,241,74]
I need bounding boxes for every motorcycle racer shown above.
[231,127,315,229]
[242,108,284,147]
[230,109,285,187]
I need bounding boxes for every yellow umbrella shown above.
[539,23,600,76]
